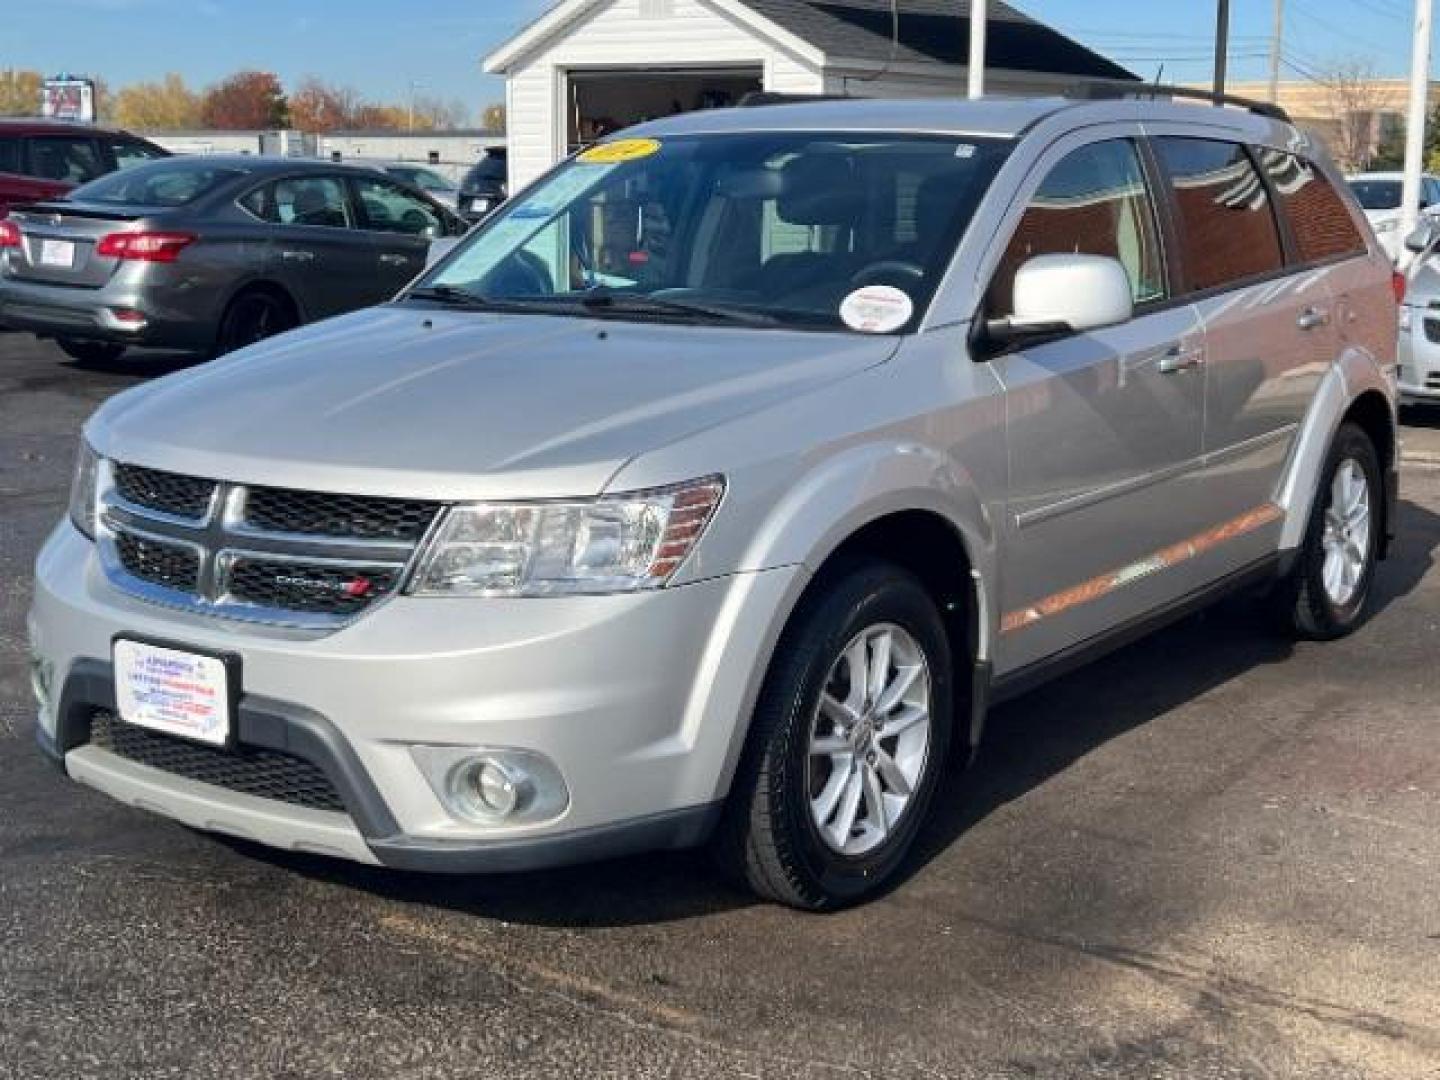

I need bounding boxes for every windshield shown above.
[72,161,244,206]
[1349,179,1402,211]
[416,132,1008,333]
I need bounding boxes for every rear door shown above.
[240,174,375,320]
[348,174,450,297]
[983,130,1208,673]
[1147,134,1340,571]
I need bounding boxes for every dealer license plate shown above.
[39,239,75,268]
[113,639,233,747]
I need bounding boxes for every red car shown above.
[0,120,169,217]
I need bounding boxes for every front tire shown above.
[715,562,954,910]
[1275,422,1383,639]
[55,338,125,366]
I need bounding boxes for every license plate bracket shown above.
[112,636,241,748]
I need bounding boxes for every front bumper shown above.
[0,275,215,351]
[1399,308,1440,401]
[31,523,802,872]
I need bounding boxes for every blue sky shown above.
[3,0,1430,120]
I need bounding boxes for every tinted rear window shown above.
[0,137,18,174]
[1348,179,1401,211]
[1260,151,1367,264]
[1154,137,1284,293]
[72,162,243,206]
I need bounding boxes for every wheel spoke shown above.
[872,662,921,716]
[828,768,864,848]
[862,763,888,837]
[867,630,892,710]
[873,747,912,797]
[878,703,926,738]
[810,733,850,756]
[843,637,869,715]
[820,691,860,729]
[812,762,851,825]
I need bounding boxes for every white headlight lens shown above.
[67,440,100,540]
[409,476,723,596]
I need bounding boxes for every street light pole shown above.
[1214,0,1231,99]
[1402,0,1434,257]
[968,0,987,100]
[1268,0,1284,104]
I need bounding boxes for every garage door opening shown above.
[566,68,763,154]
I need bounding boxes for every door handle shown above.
[1297,307,1329,331]
[1158,345,1205,374]
[379,253,411,266]
[280,249,314,263]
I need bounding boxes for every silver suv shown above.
[29,94,1399,909]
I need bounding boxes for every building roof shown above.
[743,1,1135,79]
[485,0,1134,81]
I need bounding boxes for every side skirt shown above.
[967,553,1287,746]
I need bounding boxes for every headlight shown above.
[68,439,100,540]
[408,476,724,597]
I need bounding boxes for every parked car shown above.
[0,119,168,218]
[377,163,463,213]
[1396,216,1440,404]
[0,155,468,363]
[457,146,507,220]
[31,93,1398,910]
[1347,170,1440,261]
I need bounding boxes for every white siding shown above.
[502,0,822,190]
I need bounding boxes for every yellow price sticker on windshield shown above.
[578,138,662,165]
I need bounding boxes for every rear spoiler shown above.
[12,201,153,222]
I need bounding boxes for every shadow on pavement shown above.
[217,498,1440,926]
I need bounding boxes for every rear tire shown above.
[55,338,125,366]
[714,562,954,910]
[1274,422,1382,640]
[214,289,298,357]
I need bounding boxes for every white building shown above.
[484,0,1133,190]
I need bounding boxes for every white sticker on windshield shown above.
[840,286,914,334]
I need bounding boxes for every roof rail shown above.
[738,92,849,108]
[1067,80,1290,122]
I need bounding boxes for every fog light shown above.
[410,745,569,826]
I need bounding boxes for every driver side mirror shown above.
[1405,218,1439,254]
[986,254,1134,345]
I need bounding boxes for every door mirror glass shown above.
[995,254,1134,338]
[1404,218,1439,254]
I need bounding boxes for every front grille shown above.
[243,487,439,542]
[89,710,347,813]
[115,531,200,592]
[113,463,216,520]
[228,558,401,615]
[102,462,435,626]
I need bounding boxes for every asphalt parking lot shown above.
[1,331,1438,1080]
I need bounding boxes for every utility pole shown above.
[1214,0,1231,99]
[1268,0,1284,104]
[968,0,987,100]
[1401,0,1434,256]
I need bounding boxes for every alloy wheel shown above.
[1321,458,1372,607]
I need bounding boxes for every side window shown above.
[108,138,167,172]
[27,136,105,184]
[238,183,275,222]
[270,177,352,229]
[1153,138,1284,293]
[988,138,1166,315]
[0,137,19,174]
[352,176,443,236]
[1258,150,1367,264]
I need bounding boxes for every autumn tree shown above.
[482,103,506,133]
[289,77,361,132]
[0,69,43,117]
[1318,59,1391,172]
[112,74,201,131]
[201,71,288,130]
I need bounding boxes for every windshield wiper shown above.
[406,287,585,315]
[577,290,780,327]
[406,285,494,307]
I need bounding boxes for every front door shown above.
[982,134,1208,674]
[349,175,448,298]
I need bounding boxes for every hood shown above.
[90,305,897,500]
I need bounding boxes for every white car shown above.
[1347,171,1440,260]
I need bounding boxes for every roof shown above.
[485,0,1134,81]
[0,118,136,137]
[743,0,1135,79]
